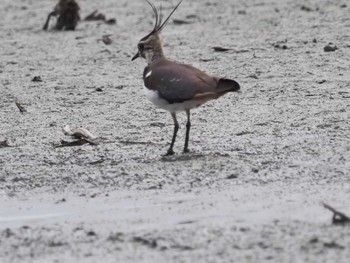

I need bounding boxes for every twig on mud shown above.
[15,100,27,114]
[84,10,116,25]
[322,203,350,225]
[55,138,96,148]
[200,58,214,62]
[212,47,250,53]
[84,10,106,21]
[212,46,232,52]
[173,19,192,25]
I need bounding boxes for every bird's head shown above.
[132,0,183,63]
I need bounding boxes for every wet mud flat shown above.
[1,0,350,262]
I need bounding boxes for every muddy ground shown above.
[1,0,350,262]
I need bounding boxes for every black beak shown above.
[131,52,140,61]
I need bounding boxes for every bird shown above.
[43,0,80,31]
[132,0,240,156]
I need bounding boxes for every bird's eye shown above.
[138,43,145,50]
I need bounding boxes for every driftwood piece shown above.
[43,0,80,31]
[63,125,97,140]
[323,203,350,225]
[55,125,98,148]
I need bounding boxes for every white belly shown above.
[143,86,203,113]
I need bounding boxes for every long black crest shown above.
[141,0,183,41]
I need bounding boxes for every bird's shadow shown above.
[160,152,205,162]
[160,151,229,162]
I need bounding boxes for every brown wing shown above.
[144,60,239,104]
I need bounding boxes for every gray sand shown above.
[1,0,350,262]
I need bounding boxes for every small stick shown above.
[84,10,105,21]
[15,100,27,114]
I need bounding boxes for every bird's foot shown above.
[165,149,175,156]
[183,148,190,154]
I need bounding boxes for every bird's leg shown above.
[43,11,58,30]
[184,109,191,153]
[166,113,179,155]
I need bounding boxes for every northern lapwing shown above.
[132,0,240,155]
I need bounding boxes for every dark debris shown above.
[324,43,338,52]
[0,140,11,148]
[32,76,42,82]
[212,46,232,52]
[323,203,350,225]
